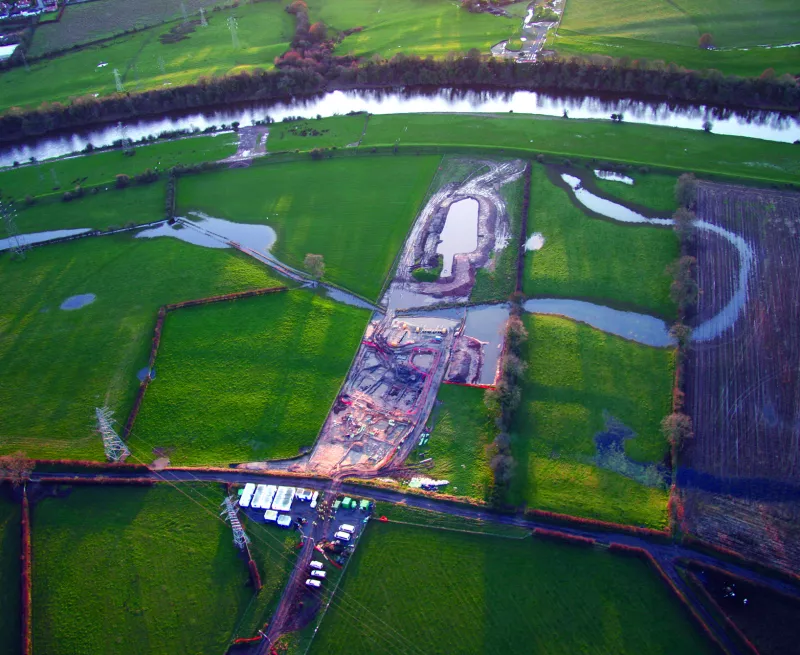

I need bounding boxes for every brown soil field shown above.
[683,181,800,574]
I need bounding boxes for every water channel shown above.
[2,87,798,166]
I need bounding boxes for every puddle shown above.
[137,367,156,381]
[692,220,754,343]
[60,293,96,311]
[594,170,635,185]
[1,228,92,251]
[437,198,479,277]
[561,174,672,225]
[463,304,510,384]
[523,298,674,347]
[323,286,376,311]
[525,232,545,251]
[136,213,277,253]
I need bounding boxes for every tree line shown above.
[2,50,798,143]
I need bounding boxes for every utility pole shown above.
[95,407,130,462]
[199,7,208,27]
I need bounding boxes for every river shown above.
[1,87,799,166]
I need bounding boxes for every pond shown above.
[437,198,479,277]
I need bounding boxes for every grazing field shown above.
[361,114,800,185]
[308,521,715,655]
[0,236,282,460]
[307,0,527,58]
[14,182,165,233]
[553,0,800,76]
[684,182,800,573]
[523,165,677,318]
[132,290,369,465]
[29,0,229,55]
[471,164,527,303]
[510,314,673,528]
[176,156,440,300]
[31,484,293,655]
[415,384,495,502]
[267,115,368,152]
[0,135,237,200]
[3,3,292,111]
[592,170,678,214]
[0,495,20,655]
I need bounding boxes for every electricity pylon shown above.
[95,407,130,462]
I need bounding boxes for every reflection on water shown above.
[437,198,479,277]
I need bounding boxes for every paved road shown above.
[32,469,799,654]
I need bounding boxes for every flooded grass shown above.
[510,314,673,528]
[523,165,677,319]
[176,156,440,300]
[591,170,678,214]
[0,494,20,655]
[31,484,296,655]
[0,235,282,460]
[308,521,715,655]
[133,290,370,465]
[413,384,495,502]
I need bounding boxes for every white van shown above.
[310,570,327,579]
[309,560,324,570]
[305,579,321,589]
[339,524,356,534]
[334,531,351,542]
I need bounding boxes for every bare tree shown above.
[661,413,693,447]
[672,207,696,246]
[0,451,34,487]
[675,173,697,209]
[303,253,325,280]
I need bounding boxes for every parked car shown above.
[311,570,327,579]
[305,579,322,589]
[310,560,324,570]
[339,524,356,534]
[334,531,351,542]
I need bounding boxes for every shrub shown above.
[115,174,130,189]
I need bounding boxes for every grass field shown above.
[0,135,237,199]
[31,484,294,655]
[0,236,282,460]
[14,182,166,233]
[3,3,292,111]
[0,494,20,655]
[267,115,369,152]
[307,0,527,58]
[523,165,678,318]
[592,169,678,214]
[414,384,495,502]
[361,113,800,185]
[308,521,715,654]
[132,290,369,465]
[510,314,673,528]
[176,156,440,300]
[553,0,800,76]
[471,164,527,303]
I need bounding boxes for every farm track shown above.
[685,181,800,574]
[30,468,800,655]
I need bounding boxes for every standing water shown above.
[437,198,479,277]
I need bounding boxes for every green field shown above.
[471,164,527,303]
[308,0,527,58]
[31,484,295,655]
[523,165,677,318]
[14,182,166,233]
[0,135,237,200]
[0,494,20,655]
[176,156,440,300]
[360,113,800,185]
[0,236,282,460]
[2,2,292,111]
[416,384,495,502]
[510,314,673,528]
[132,290,368,465]
[553,0,800,76]
[308,521,715,654]
[267,115,369,152]
[591,169,678,214]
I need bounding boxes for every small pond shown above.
[463,303,510,384]
[60,293,96,311]
[437,198,479,277]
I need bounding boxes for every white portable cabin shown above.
[310,491,319,509]
[264,509,278,522]
[272,486,296,512]
[239,483,256,508]
[250,484,267,509]
[276,514,292,528]
[261,485,277,509]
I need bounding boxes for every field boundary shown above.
[515,160,533,293]
[20,488,32,655]
[121,286,288,440]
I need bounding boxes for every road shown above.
[32,468,800,654]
